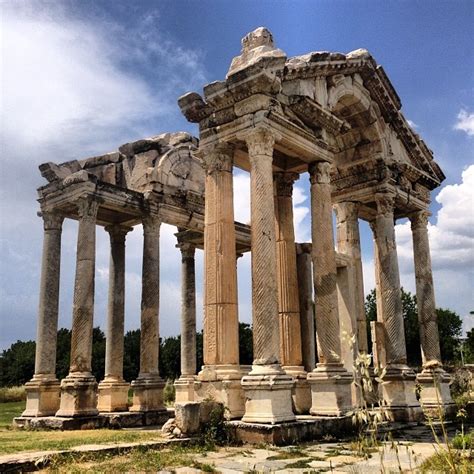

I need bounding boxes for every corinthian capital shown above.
[308,161,331,185]
[142,215,161,235]
[76,198,99,220]
[374,193,395,217]
[40,211,64,231]
[410,210,430,230]
[176,241,196,259]
[240,127,280,164]
[105,225,133,244]
[200,143,234,174]
[274,172,299,197]
[333,202,359,224]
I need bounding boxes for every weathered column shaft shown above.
[179,242,197,376]
[70,198,99,374]
[35,212,64,376]
[296,244,316,372]
[274,172,303,368]
[308,162,342,365]
[372,194,407,366]
[247,129,280,366]
[410,211,442,365]
[334,202,368,354]
[104,226,131,380]
[139,216,161,375]
[202,144,239,366]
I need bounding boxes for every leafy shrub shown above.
[163,380,176,405]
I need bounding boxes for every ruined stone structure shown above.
[20,28,453,430]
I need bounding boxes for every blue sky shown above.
[1,0,473,350]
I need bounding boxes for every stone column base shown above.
[130,375,165,412]
[417,368,456,419]
[284,366,311,414]
[175,376,196,403]
[241,365,295,424]
[195,365,249,419]
[307,364,353,416]
[97,378,130,412]
[56,373,98,417]
[22,376,60,417]
[379,365,423,422]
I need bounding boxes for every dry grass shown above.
[0,386,26,403]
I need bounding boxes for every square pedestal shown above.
[56,373,98,417]
[417,369,456,419]
[130,375,165,412]
[22,377,60,417]
[380,366,423,422]
[307,365,353,416]
[195,365,248,419]
[97,379,130,412]
[174,377,196,403]
[284,366,311,414]
[241,365,295,424]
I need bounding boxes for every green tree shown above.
[463,328,474,364]
[238,322,253,365]
[436,308,462,364]
[123,329,140,382]
[0,340,35,386]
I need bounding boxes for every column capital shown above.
[39,211,64,231]
[374,193,395,217]
[333,201,360,223]
[105,225,133,243]
[142,215,161,235]
[240,126,281,162]
[200,142,234,174]
[308,161,331,184]
[176,241,196,259]
[274,172,299,197]
[410,210,430,230]
[296,242,312,255]
[75,197,99,220]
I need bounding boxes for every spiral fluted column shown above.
[307,162,352,416]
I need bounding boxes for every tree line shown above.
[1,289,473,387]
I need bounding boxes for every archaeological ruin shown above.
[17,28,455,437]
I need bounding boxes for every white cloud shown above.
[454,109,474,136]
[393,165,474,333]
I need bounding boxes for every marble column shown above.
[274,172,309,413]
[296,243,316,373]
[334,202,367,354]
[370,193,421,421]
[57,198,99,417]
[307,162,352,416]
[23,211,64,417]
[200,143,239,373]
[410,210,454,416]
[130,215,165,412]
[240,127,294,424]
[98,225,132,412]
[175,241,197,402]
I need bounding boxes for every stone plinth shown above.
[22,377,60,418]
[56,373,98,417]
[417,369,455,419]
[175,377,196,403]
[241,367,295,424]
[130,376,166,413]
[97,378,129,413]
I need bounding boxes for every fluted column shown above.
[240,127,294,424]
[274,172,310,413]
[201,143,239,373]
[370,193,421,421]
[175,241,197,402]
[410,210,454,415]
[23,211,64,417]
[334,202,367,354]
[98,225,132,412]
[130,215,165,412]
[57,197,99,417]
[307,161,352,416]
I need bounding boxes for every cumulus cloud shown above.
[454,109,474,136]
[0,2,207,349]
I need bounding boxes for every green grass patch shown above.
[0,400,25,428]
[46,445,214,472]
[420,450,474,473]
[0,428,165,454]
[285,459,313,469]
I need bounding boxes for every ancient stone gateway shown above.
[20,28,453,433]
